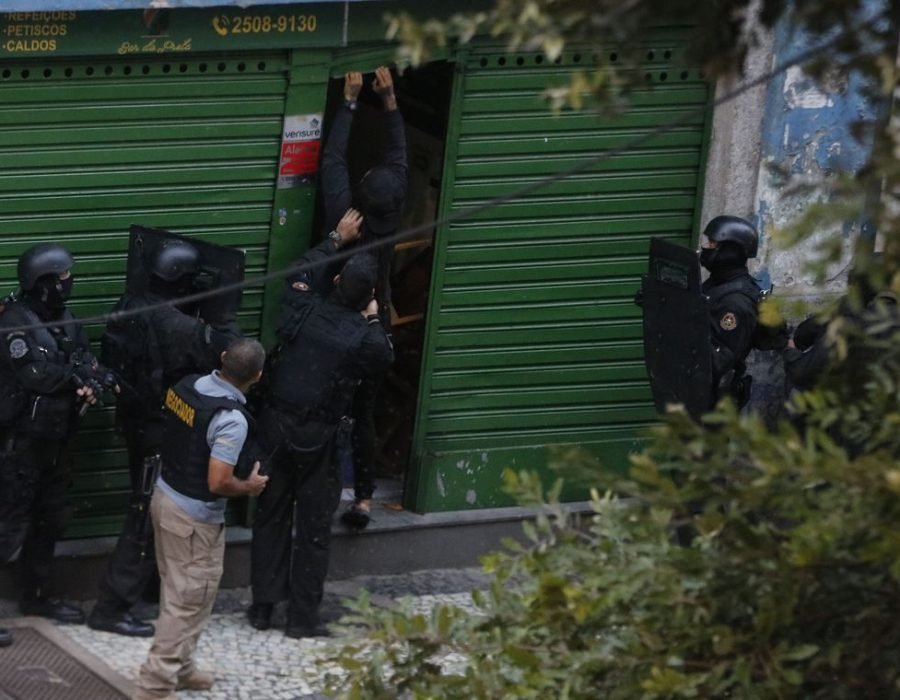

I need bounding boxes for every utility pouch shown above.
[141,453,162,497]
[732,375,753,409]
[336,415,355,450]
[335,415,355,474]
[26,394,73,439]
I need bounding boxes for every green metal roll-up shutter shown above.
[0,53,289,536]
[408,34,711,512]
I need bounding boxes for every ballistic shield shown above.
[126,225,245,324]
[640,238,713,419]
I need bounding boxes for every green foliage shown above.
[386,1,893,96]
[327,305,900,697]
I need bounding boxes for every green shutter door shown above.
[409,38,711,512]
[0,53,289,536]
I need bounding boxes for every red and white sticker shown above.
[277,113,322,188]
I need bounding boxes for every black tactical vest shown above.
[269,302,369,423]
[160,374,251,502]
[1,302,82,436]
[704,273,762,308]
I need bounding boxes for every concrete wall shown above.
[700,21,774,228]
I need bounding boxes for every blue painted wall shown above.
[748,4,885,420]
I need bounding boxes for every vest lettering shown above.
[165,386,195,427]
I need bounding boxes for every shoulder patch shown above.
[8,337,28,359]
[719,312,738,331]
[291,281,309,292]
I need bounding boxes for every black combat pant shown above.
[92,416,160,618]
[349,374,383,501]
[1,436,74,602]
[250,406,342,627]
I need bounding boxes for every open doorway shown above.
[315,60,455,508]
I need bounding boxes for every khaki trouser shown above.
[134,488,224,700]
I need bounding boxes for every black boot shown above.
[246,602,273,631]
[285,621,330,639]
[340,500,371,530]
[0,627,12,647]
[20,597,85,624]
[87,611,154,638]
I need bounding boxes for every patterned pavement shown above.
[1,569,488,700]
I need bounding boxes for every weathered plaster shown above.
[701,19,774,230]
[753,20,879,300]
[742,11,882,419]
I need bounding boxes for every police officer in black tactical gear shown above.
[699,215,762,408]
[0,244,115,635]
[88,239,241,638]
[247,208,394,638]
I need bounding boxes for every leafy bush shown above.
[327,297,899,699]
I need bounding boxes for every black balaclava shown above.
[700,241,747,279]
[28,273,73,317]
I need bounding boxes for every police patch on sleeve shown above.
[719,312,738,331]
[8,337,28,359]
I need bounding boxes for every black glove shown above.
[793,315,828,351]
[753,320,790,352]
[70,351,117,402]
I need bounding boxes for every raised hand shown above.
[372,66,397,110]
[344,72,362,102]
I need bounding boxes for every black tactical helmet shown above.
[17,243,75,291]
[702,215,759,259]
[149,239,199,282]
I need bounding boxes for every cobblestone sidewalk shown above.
[1,568,488,700]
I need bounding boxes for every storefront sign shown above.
[278,113,323,188]
[0,4,344,58]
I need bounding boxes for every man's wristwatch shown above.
[328,230,342,245]
[344,98,357,111]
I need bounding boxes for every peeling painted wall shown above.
[753,22,880,299]
[740,9,883,420]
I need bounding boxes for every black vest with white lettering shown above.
[160,374,250,502]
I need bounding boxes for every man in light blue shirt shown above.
[134,339,268,700]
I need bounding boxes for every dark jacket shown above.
[320,103,408,323]
[0,297,95,438]
[273,240,394,424]
[102,292,240,428]
[702,268,760,404]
